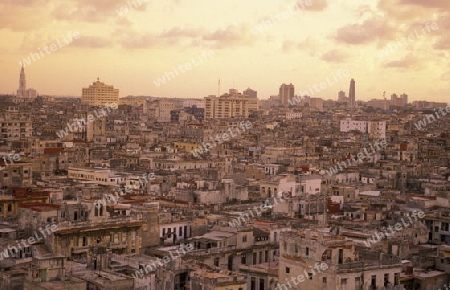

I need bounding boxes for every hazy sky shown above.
[1,0,449,102]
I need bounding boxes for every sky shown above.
[0,0,449,102]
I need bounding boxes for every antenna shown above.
[218,79,221,97]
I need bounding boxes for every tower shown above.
[348,79,355,108]
[279,83,295,105]
[17,64,27,98]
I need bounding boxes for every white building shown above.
[183,98,205,108]
[156,99,176,122]
[296,175,322,196]
[68,167,125,187]
[16,65,37,99]
[340,118,386,139]
[286,111,302,120]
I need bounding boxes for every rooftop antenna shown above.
[218,79,221,97]
[383,91,388,110]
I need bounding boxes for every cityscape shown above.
[0,0,449,290]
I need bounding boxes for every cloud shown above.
[399,0,450,10]
[384,54,419,68]
[321,49,350,62]
[441,71,450,81]
[160,27,206,38]
[120,33,172,49]
[335,16,397,45]
[0,4,48,31]
[434,36,450,50]
[282,40,296,52]
[203,24,254,48]
[117,26,206,49]
[282,37,320,57]
[378,0,430,21]
[51,2,109,23]
[301,0,328,12]
[431,13,450,50]
[70,36,112,48]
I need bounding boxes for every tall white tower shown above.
[17,64,27,98]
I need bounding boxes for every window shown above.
[214,257,220,266]
[338,249,343,264]
[250,277,256,290]
[384,274,389,286]
[241,254,246,265]
[394,273,399,285]
[341,278,347,285]
[259,278,265,290]
[323,277,327,284]
[371,275,376,288]
[295,245,298,254]
[7,204,12,212]
[285,267,290,274]
[306,247,309,256]
[242,235,247,242]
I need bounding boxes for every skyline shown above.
[1,0,449,102]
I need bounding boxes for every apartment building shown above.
[205,92,258,119]
[0,107,32,140]
[279,229,403,290]
[82,78,119,106]
[340,118,386,139]
[68,167,126,186]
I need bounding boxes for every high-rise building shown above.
[243,88,257,98]
[205,93,257,119]
[348,79,355,108]
[309,98,324,111]
[390,93,408,107]
[17,65,26,98]
[391,93,398,106]
[16,64,37,99]
[338,90,348,103]
[400,93,408,106]
[279,83,295,105]
[82,78,119,106]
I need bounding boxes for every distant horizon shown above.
[1,1,449,103]
[1,92,448,105]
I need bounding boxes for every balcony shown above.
[108,241,128,249]
[56,214,144,232]
[187,245,237,256]
[72,245,89,254]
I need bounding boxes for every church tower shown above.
[17,64,27,98]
